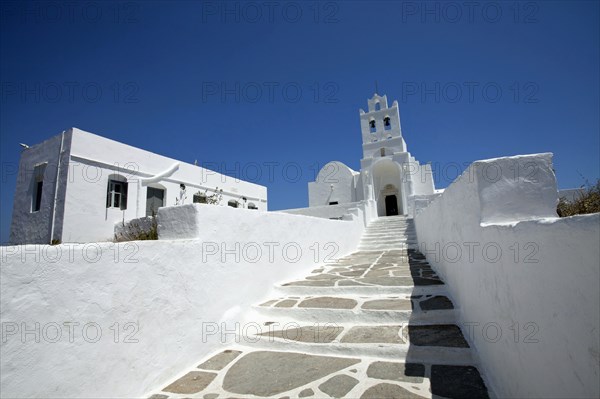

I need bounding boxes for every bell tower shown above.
[359,93,407,160]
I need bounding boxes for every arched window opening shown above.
[375,102,381,111]
[384,117,391,130]
[248,202,258,210]
[369,120,376,133]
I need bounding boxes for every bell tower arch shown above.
[359,93,407,160]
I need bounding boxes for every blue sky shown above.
[1,1,598,244]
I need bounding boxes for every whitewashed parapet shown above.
[474,153,557,224]
[414,153,599,398]
[279,202,362,220]
[157,204,366,260]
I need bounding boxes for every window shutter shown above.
[121,182,128,210]
[106,180,112,208]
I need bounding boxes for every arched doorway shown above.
[385,194,399,216]
[371,159,405,217]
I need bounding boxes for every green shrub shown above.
[557,179,600,217]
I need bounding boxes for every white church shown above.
[287,93,438,220]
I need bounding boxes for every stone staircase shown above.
[358,216,418,251]
[148,216,490,399]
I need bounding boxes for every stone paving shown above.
[148,216,489,398]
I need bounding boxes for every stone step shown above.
[367,225,413,229]
[363,229,415,235]
[238,340,474,366]
[359,239,417,245]
[367,227,414,230]
[359,240,418,246]
[364,226,415,230]
[361,233,417,239]
[361,236,418,241]
[371,217,411,220]
[234,324,474,365]
[274,284,448,297]
[154,348,489,399]
[359,244,419,251]
[367,223,413,228]
[359,238,417,244]
[254,306,458,325]
[280,273,442,289]
[368,224,414,228]
[255,294,456,323]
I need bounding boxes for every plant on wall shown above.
[194,186,223,205]
[114,211,158,242]
[557,179,600,217]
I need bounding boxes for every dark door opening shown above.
[146,187,165,216]
[385,195,398,216]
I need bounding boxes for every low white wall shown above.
[407,193,441,218]
[277,203,355,219]
[414,153,600,398]
[277,200,377,228]
[1,205,365,398]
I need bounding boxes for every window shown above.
[33,181,43,212]
[228,199,238,208]
[369,120,376,133]
[384,117,391,130]
[248,202,258,210]
[193,194,207,204]
[107,179,128,210]
[375,102,381,111]
[329,201,338,205]
[381,148,386,157]
[31,164,46,213]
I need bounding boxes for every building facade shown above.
[308,94,435,216]
[10,128,267,244]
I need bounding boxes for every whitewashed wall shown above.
[407,159,435,196]
[1,206,365,398]
[279,199,377,227]
[414,153,600,398]
[9,131,72,244]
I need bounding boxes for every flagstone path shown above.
[148,216,490,399]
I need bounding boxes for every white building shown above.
[307,93,435,217]
[9,128,267,244]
